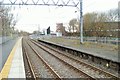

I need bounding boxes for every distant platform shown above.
[38,38,119,63]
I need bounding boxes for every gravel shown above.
[29,40,84,78]
[23,39,55,78]
[38,41,116,78]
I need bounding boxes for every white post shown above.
[80,0,83,43]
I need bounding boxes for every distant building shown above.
[43,26,51,35]
[97,22,119,37]
[56,23,66,36]
[47,26,50,34]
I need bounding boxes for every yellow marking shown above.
[0,73,1,80]
[0,38,21,79]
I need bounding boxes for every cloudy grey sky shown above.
[3,0,119,33]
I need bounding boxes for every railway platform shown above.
[0,37,119,79]
[38,39,119,63]
[1,37,25,79]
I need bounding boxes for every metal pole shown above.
[80,0,83,43]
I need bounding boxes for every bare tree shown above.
[106,9,118,22]
[83,12,108,37]
[0,2,17,36]
[67,8,118,37]
[69,18,77,33]
[83,12,98,36]
[105,8,118,37]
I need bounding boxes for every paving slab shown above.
[8,37,25,78]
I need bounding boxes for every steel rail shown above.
[22,41,37,79]
[32,39,119,79]
[29,39,96,79]
[26,40,62,80]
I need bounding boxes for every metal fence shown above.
[29,34,119,45]
[62,36,119,45]
[0,35,18,44]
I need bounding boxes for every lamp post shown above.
[80,0,83,44]
[75,0,83,44]
[0,16,2,36]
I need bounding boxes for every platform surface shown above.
[0,38,17,71]
[38,38,119,63]
[1,37,26,79]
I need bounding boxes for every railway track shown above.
[22,38,95,79]
[22,38,61,79]
[22,39,39,79]
[27,38,95,79]
[30,39,119,79]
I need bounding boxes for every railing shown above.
[0,35,18,44]
[62,36,119,45]
[29,34,119,45]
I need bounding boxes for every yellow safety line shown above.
[0,38,21,79]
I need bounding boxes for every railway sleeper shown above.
[87,55,93,61]
[109,62,120,71]
[37,39,120,75]
[93,57,102,65]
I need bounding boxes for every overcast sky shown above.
[3,0,119,33]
